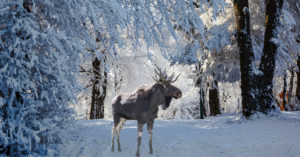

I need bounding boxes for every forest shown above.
[0,0,300,156]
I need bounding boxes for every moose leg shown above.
[147,120,154,154]
[111,115,120,152]
[111,125,116,152]
[136,122,144,157]
[116,118,126,152]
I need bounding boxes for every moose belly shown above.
[139,109,158,123]
[120,111,157,122]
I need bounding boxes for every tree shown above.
[233,0,284,117]
[209,80,221,116]
[282,71,288,110]
[78,49,110,120]
[287,68,295,110]
[199,87,206,119]
[296,55,300,103]
[196,72,207,119]
[89,53,107,119]
[0,0,88,155]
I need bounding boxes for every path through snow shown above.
[59,112,300,157]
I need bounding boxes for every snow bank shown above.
[59,111,300,157]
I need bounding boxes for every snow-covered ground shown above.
[59,111,300,157]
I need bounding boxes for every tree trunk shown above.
[258,0,284,113]
[233,0,284,117]
[233,0,258,117]
[199,87,205,119]
[296,56,300,102]
[195,64,206,119]
[209,80,221,116]
[287,69,295,110]
[89,56,107,119]
[282,71,287,111]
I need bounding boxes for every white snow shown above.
[59,111,300,157]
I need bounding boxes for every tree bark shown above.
[209,80,221,116]
[282,71,287,111]
[199,87,205,119]
[296,57,300,102]
[89,56,107,119]
[233,0,284,117]
[287,69,295,110]
[258,0,284,113]
[233,0,258,117]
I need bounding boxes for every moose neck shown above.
[148,83,165,112]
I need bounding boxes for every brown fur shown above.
[111,69,182,157]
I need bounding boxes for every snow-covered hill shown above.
[59,111,300,157]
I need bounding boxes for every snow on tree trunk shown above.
[90,55,107,119]
[233,0,259,117]
[258,0,284,113]
[233,0,284,117]
[199,87,206,119]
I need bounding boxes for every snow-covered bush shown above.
[0,0,90,155]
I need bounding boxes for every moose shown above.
[111,66,182,157]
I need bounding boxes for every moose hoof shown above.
[150,151,153,155]
[118,148,122,152]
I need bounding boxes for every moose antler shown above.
[168,72,180,83]
[152,65,166,82]
[152,65,180,83]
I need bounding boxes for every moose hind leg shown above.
[111,115,120,152]
[147,120,154,154]
[116,118,126,152]
[111,125,116,152]
[136,122,143,157]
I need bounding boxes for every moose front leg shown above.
[111,122,118,152]
[116,118,126,152]
[136,122,144,157]
[147,120,154,154]
[111,115,120,152]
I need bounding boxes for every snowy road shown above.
[59,112,300,157]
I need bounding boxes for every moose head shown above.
[152,65,182,109]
